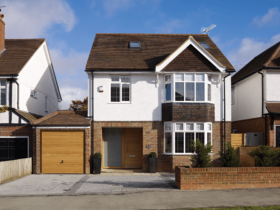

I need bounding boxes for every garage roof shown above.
[34,110,91,126]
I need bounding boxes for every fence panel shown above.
[231,134,244,148]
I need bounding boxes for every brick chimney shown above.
[0,14,5,53]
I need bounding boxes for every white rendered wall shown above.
[93,74,164,121]
[265,70,280,102]
[232,73,262,122]
[17,41,59,116]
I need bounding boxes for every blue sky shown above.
[2,0,280,108]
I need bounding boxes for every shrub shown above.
[93,152,102,158]
[149,152,157,158]
[248,145,280,167]
[219,142,240,167]
[190,139,212,168]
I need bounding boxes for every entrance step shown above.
[101,169,144,173]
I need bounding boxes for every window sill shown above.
[107,102,131,104]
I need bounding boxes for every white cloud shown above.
[101,0,134,17]
[50,48,88,75]
[2,0,76,38]
[227,34,280,71]
[58,78,88,109]
[252,7,280,28]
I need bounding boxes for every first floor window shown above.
[0,80,6,105]
[110,75,130,102]
[164,122,212,154]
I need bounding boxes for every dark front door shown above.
[276,126,280,147]
[0,138,28,161]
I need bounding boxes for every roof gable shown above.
[86,34,234,71]
[157,36,223,72]
[232,41,280,84]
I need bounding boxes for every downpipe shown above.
[258,70,266,145]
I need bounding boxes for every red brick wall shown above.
[0,15,5,52]
[94,121,231,172]
[0,125,33,159]
[33,128,91,174]
[176,166,280,190]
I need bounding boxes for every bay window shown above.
[0,80,6,106]
[110,75,130,102]
[164,122,212,154]
[164,74,212,102]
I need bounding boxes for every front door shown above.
[124,128,142,168]
[103,128,142,168]
[276,126,280,147]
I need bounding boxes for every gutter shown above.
[223,71,231,153]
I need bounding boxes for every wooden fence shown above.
[231,134,244,148]
[0,158,32,184]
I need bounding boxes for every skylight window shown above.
[129,41,141,49]
[199,42,210,49]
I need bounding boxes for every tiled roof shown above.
[232,41,280,84]
[34,110,91,126]
[266,103,280,114]
[0,39,45,75]
[15,109,43,124]
[86,33,234,71]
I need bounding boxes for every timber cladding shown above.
[175,166,280,190]
[162,103,215,122]
[33,128,91,174]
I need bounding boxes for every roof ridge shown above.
[96,33,208,36]
[5,38,46,41]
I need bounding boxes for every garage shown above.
[34,110,91,174]
[41,131,84,174]
[0,137,28,161]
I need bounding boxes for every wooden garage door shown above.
[42,131,84,174]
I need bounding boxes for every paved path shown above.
[0,173,176,196]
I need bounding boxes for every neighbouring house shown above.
[232,41,280,148]
[85,33,235,172]
[0,14,62,163]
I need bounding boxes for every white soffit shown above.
[155,36,226,72]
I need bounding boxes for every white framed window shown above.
[45,97,48,112]
[164,122,212,154]
[165,73,212,103]
[110,75,130,103]
[0,80,7,106]
[231,86,235,104]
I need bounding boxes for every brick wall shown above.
[0,125,33,159]
[176,166,280,190]
[0,15,4,52]
[162,103,215,122]
[232,116,280,147]
[94,121,230,172]
[33,128,91,174]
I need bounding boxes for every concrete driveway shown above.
[0,173,176,197]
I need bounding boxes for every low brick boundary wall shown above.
[175,166,280,190]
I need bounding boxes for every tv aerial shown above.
[0,6,5,12]
[201,24,216,34]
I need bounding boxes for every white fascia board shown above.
[33,126,90,129]
[87,71,156,75]
[43,41,62,102]
[155,38,226,73]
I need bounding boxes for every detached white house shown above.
[0,14,62,161]
[86,33,235,172]
[232,41,280,148]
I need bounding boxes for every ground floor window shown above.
[164,122,212,154]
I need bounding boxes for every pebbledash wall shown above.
[93,121,231,172]
[0,125,33,159]
[32,127,91,174]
